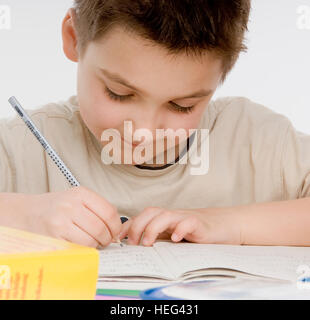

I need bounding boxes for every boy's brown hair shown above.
[73,0,251,83]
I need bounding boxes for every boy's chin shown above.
[100,146,176,166]
[123,153,167,167]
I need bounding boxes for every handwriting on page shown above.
[98,243,172,279]
[155,242,310,281]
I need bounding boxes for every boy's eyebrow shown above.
[100,68,213,99]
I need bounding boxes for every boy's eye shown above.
[168,102,195,114]
[104,86,133,101]
[104,86,195,114]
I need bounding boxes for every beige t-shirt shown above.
[1,95,309,217]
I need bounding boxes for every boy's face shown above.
[63,10,223,164]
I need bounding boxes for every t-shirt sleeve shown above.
[281,121,310,199]
[0,120,14,192]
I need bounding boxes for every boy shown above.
[1,0,310,248]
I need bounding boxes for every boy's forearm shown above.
[0,193,30,230]
[229,197,310,246]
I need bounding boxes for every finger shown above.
[171,216,200,243]
[127,207,163,245]
[118,220,132,240]
[64,223,100,248]
[78,187,122,240]
[71,207,113,247]
[142,211,184,246]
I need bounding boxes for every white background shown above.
[0,0,309,132]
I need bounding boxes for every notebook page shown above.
[154,242,310,281]
[98,243,174,280]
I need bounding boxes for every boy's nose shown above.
[131,125,158,146]
[131,117,164,138]
[124,106,166,142]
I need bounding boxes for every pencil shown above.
[116,238,124,247]
[9,96,80,187]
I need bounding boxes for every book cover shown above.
[0,226,99,300]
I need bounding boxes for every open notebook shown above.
[98,241,310,283]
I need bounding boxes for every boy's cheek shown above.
[79,102,126,142]
[78,84,124,130]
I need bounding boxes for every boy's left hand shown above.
[118,206,242,246]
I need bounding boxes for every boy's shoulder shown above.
[212,96,288,122]
[2,96,80,130]
[204,96,295,155]
[209,96,292,132]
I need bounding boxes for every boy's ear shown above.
[62,8,79,62]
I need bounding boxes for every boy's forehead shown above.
[92,24,221,68]
[85,25,222,96]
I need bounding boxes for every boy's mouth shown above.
[122,136,141,147]
[121,136,152,148]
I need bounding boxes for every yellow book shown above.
[0,226,99,300]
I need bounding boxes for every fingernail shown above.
[171,233,180,242]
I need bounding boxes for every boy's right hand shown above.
[1,186,122,248]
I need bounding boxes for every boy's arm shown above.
[234,113,310,246]
[122,195,310,247]
[226,197,310,246]
[122,199,310,247]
